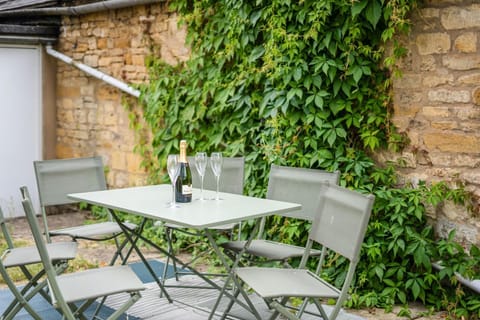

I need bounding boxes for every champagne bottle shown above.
[175,140,192,203]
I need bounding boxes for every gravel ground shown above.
[4,212,447,320]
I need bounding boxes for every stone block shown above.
[113,171,129,188]
[72,130,89,140]
[80,85,94,96]
[454,32,477,53]
[441,5,480,30]
[127,153,144,173]
[97,38,108,49]
[428,89,471,103]
[460,121,480,132]
[83,54,98,67]
[98,56,112,67]
[92,27,106,37]
[420,55,437,71]
[124,52,132,65]
[115,37,130,49]
[394,91,422,106]
[406,131,422,146]
[458,73,480,85]
[111,151,126,170]
[88,37,97,50]
[423,132,480,153]
[443,54,480,70]
[420,8,440,19]
[56,144,74,159]
[132,55,145,66]
[57,85,80,98]
[473,87,480,105]
[422,106,451,118]
[423,74,454,87]
[128,173,148,187]
[431,120,458,130]
[416,33,450,55]
[73,108,87,124]
[431,153,480,167]
[393,74,422,89]
[454,105,480,120]
[463,170,480,184]
[96,85,120,101]
[393,103,421,118]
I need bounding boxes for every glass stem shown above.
[172,182,176,206]
[200,176,204,200]
[216,175,220,200]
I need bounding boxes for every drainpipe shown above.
[45,44,140,98]
[0,0,165,17]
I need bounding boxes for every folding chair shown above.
[162,156,245,282]
[33,156,138,264]
[221,165,339,266]
[0,204,78,320]
[224,182,375,320]
[20,188,145,320]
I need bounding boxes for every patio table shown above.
[69,184,301,318]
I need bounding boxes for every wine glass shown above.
[167,154,180,207]
[195,152,207,200]
[210,152,223,200]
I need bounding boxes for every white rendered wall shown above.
[0,45,42,217]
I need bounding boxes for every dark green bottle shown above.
[175,140,192,202]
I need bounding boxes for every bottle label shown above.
[182,184,192,195]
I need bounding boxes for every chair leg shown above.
[270,300,300,320]
[0,266,44,320]
[267,297,289,320]
[113,219,148,266]
[219,283,240,319]
[106,292,142,320]
[160,227,175,298]
[312,298,329,320]
[163,227,176,278]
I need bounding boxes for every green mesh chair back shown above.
[33,157,137,257]
[34,156,107,207]
[188,156,245,194]
[221,165,340,264]
[265,164,340,223]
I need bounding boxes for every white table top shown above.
[69,184,301,229]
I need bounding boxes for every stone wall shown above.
[387,1,480,245]
[55,3,188,187]
[54,1,479,244]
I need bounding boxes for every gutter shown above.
[0,0,165,17]
[0,35,56,44]
[45,44,140,98]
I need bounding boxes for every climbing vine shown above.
[126,0,480,317]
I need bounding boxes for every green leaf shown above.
[352,66,363,83]
[314,94,324,108]
[293,67,302,81]
[249,46,265,62]
[352,0,368,17]
[366,0,382,29]
[411,280,421,300]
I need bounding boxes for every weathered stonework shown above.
[55,3,188,187]
[389,0,480,245]
[53,2,480,246]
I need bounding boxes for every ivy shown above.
[126,0,480,317]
